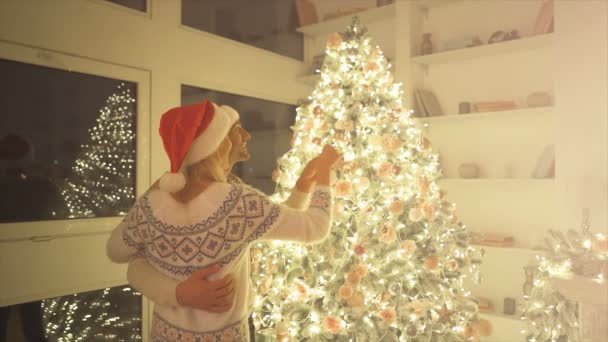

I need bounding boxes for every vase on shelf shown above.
[420,33,433,55]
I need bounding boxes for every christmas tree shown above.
[61,82,136,218]
[42,83,141,341]
[251,19,486,341]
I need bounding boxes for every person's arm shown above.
[106,201,145,263]
[127,257,235,312]
[260,145,340,243]
[282,157,318,210]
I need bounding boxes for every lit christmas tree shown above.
[41,83,141,341]
[61,82,136,218]
[251,19,486,341]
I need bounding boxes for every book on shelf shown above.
[414,89,443,117]
[476,297,494,313]
[471,232,514,247]
[533,0,554,35]
[474,101,517,113]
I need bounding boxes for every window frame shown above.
[0,41,151,242]
[87,0,152,18]
[0,42,151,323]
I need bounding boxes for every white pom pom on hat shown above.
[158,100,239,193]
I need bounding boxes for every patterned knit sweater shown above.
[106,182,332,341]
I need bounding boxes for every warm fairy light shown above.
[250,18,481,341]
[43,83,139,340]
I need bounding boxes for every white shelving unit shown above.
[295,1,557,340]
[411,33,554,66]
[296,4,395,37]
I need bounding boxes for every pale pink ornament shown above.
[379,307,397,324]
[346,271,362,286]
[326,33,342,50]
[424,255,439,270]
[338,284,354,300]
[410,301,427,318]
[357,177,370,191]
[379,223,397,244]
[353,243,366,256]
[335,180,352,197]
[446,259,459,271]
[408,207,424,222]
[322,315,342,334]
[389,200,404,216]
[400,240,417,256]
[348,291,365,307]
[382,134,402,151]
[377,161,394,178]
[423,202,435,220]
[353,263,368,277]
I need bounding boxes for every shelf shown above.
[438,178,555,185]
[297,74,320,86]
[411,33,554,65]
[471,244,546,256]
[415,0,464,10]
[417,106,554,123]
[296,4,395,36]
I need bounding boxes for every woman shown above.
[106,100,339,341]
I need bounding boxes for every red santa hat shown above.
[158,100,239,192]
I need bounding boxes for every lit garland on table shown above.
[523,228,608,342]
[251,18,487,341]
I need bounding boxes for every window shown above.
[181,0,303,60]
[0,286,141,341]
[182,85,296,194]
[0,58,137,223]
[103,0,147,12]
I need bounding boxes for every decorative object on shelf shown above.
[504,29,521,41]
[295,0,319,27]
[471,232,514,247]
[488,29,521,44]
[522,209,608,342]
[526,91,553,107]
[533,0,554,35]
[376,0,394,6]
[531,144,555,178]
[503,297,516,315]
[458,163,479,179]
[311,53,326,74]
[420,33,434,55]
[474,100,517,112]
[466,36,484,48]
[414,88,443,117]
[487,30,507,44]
[458,101,471,114]
[476,297,494,313]
[314,0,376,21]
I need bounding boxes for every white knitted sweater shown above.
[107,182,332,341]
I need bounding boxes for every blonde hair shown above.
[186,136,230,183]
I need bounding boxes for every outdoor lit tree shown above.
[41,83,141,341]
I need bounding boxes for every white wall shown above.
[0,0,307,306]
[554,0,608,232]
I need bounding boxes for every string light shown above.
[43,83,140,340]
[250,19,482,340]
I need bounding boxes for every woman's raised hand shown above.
[318,144,341,169]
